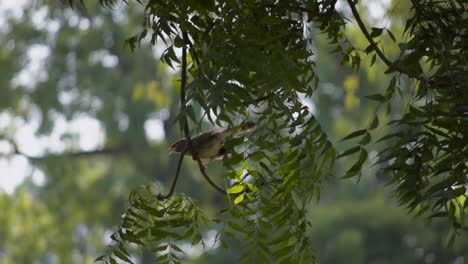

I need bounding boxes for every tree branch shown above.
[2,137,128,161]
[157,35,191,200]
[345,0,425,81]
[157,146,187,200]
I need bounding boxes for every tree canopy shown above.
[0,0,466,263]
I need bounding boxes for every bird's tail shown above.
[222,121,256,138]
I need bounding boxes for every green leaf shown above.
[227,221,244,232]
[342,167,359,179]
[110,256,118,264]
[428,211,449,219]
[386,29,396,42]
[274,244,295,258]
[369,115,379,130]
[121,231,145,246]
[387,76,397,97]
[384,66,397,74]
[359,132,371,145]
[364,44,374,54]
[358,148,368,164]
[113,249,134,264]
[173,35,184,48]
[192,233,202,245]
[249,151,266,161]
[339,129,367,142]
[186,105,197,123]
[259,161,273,175]
[409,106,426,117]
[337,146,361,159]
[138,29,147,42]
[229,153,244,165]
[170,244,185,253]
[365,94,385,102]
[153,244,168,252]
[370,53,377,66]
[370,27,384,38]
[342,148,368,178]
[376,132,402,143]
[94,255,106,262]
[155,254,168,262]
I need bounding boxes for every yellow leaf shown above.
[234,194,245,204]
[227,185,244,194]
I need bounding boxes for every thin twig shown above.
[196,159,227,195]
[157,146,188,200]
[181,32,191,137]
[158,33,191,200]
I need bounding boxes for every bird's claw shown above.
[200,163,208,173]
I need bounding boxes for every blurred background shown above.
[0,0,466,263]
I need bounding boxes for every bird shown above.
[169,122,256,171]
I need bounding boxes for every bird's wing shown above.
[191,130,225,159]
[187,122,256,159]
[193,130,221,142]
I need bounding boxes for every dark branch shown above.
[196,159,227,195]
[157,146,187,200]
[2,137,128,161]
[157,34,191,200]
[58,146,129,158]
[181,32,191,138]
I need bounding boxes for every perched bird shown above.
[169,122,256,170]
